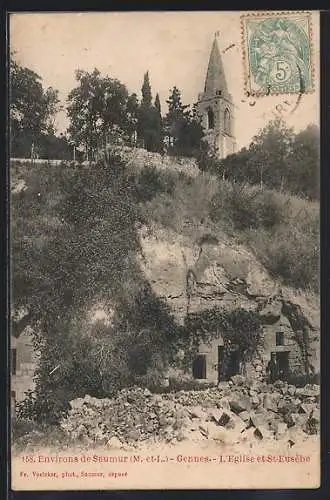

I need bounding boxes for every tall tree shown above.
[205,119,319,199]
[137,72,163,152]
[141,71,152,108]
[165,86,189,148]
[249,118,294,190]
[154,93,161,116]
[11,155,140,416]
[165,87,203,157]
[287,124,319,199]
[67,68,136,159]
[126,92,139,145]
[153,93,164,152]
[10,56,60,157]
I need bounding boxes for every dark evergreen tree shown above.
[154,93,161,116]
[165,87,203,157]
[141,71,152,108]
[137,72,163,152]
[153,93,164,153]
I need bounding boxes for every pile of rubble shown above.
[60,377,320,449]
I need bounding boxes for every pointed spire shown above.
[204,35,228,96]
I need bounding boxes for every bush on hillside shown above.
[210,182,289,231]
[209,181,319,291]
[254,211,319,291]
[131,165,175,202]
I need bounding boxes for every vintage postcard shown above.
[9,11,320,490]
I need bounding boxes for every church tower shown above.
[196,33,236,158]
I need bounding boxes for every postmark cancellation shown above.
[241,12,314,96]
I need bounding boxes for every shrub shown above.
[207,179,318,291]
[252,190,290,229]
[210,182,289,231]
[254,209,319,291]
[132,165,175,202]
[135,367,168,393]
[12,418,68,450]
[12,415,35,440]
[15,389,69,425]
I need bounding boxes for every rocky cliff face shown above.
[137,224,320,378]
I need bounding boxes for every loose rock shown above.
[60,381,320,449]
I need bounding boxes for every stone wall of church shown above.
[189,322,305,385]
[196,93,236,159]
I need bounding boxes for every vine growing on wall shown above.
[282,300,314,376]
[184,307,262,366]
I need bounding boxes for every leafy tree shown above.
[10,56,60,157]
[67,69,136,159]
[204,118,319,199]
[126,93,139,145]
[177,106,204,158]
[249,119,294,189]
[12,156,139,332]
[206,147,253,182]
[287,124,319,199]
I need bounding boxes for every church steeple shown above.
[204,33,228,96]
[196,33,236,159]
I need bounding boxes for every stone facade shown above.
[191,304,312,385]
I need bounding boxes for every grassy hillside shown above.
[11,155,319,300]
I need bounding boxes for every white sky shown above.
[10,11,320,150]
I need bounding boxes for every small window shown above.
[11,348,17,375]
[11,390,16,400]
[207,108,215,130]
[276,332,284,346]
[216,90,222,96]
[192,354,207,379]
[224,108,231,134]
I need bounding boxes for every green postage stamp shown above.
[241,12,313,95]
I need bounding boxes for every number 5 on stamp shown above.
[241,12,314,96]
